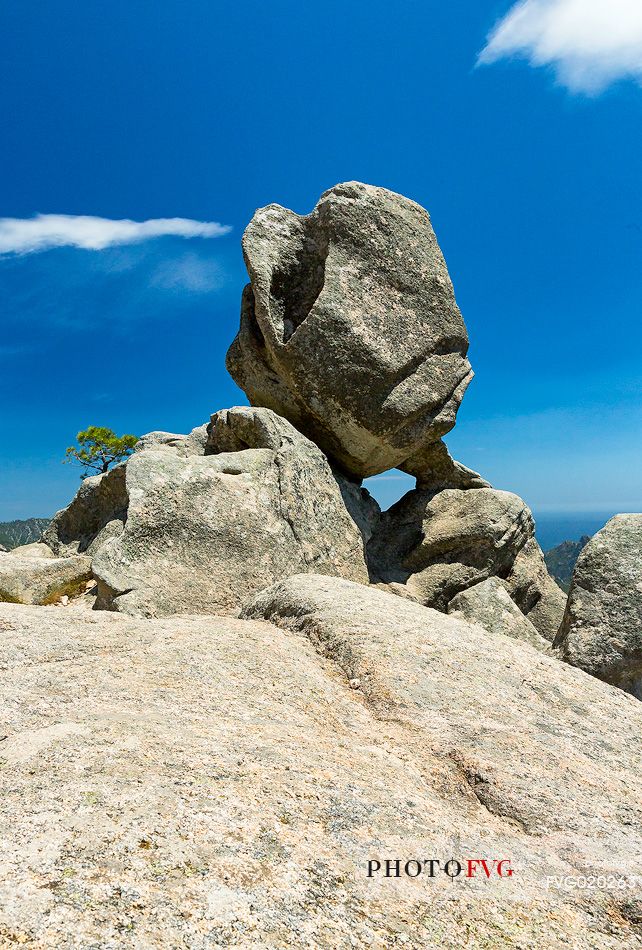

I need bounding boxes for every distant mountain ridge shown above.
[544,536,591,592]
[0,518,51,550]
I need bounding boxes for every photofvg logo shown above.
[367,858,514,881]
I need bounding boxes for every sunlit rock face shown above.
[227,181,472,480]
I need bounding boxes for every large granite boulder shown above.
[369,485,565,639]
[46,408,373,617]
[207,406,382,546]
[555,515,642,698]
[2,585,642,946]
[227,181,473,480]
[370,485,527,601]
[0,551,92,605]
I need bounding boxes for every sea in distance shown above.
[532,512,620,551]
[364,473,623,551]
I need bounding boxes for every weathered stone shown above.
[134,423,209,457]
[369,486,533,610]
[206,407,381,551]
[8,542,56,559]
[504,537,567,641]
[554,515,642,697]
[205,404,302,454]
[0,542,7,553]
[43,426,210,563]
[241,574,641,940]
[401,438,491,490]
[43,464,128,557]
[89,408,370,617]
[448,576,549,651]
[1,594,641,946]
[227,181,473,479]
[0,553,92,605]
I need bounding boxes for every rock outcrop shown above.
[447,576,550,651]
[503,537,567,641]
[2,590,641,947]
[370,487,533,608]
[368,485,565,638]
[1,180,641,946]
[0,552,92,605]
[43,465,129,557]
[555,515,642,698]
[49,408,373,617]
[227,181,473,480]
[39,181,565,637]
[8,542,56,559]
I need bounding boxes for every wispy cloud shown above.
[479,0,642,93]
[149,252,225,294]
[0,214,231,255]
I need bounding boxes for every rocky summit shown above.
[1,183,642,947]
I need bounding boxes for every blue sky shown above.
[1,0,641,522]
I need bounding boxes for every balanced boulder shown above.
[555,515,642,697]
[227,181,472,480]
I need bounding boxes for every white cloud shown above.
[479,0,642,93]
[0,214,231,255]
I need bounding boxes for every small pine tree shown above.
[64,426,138,478]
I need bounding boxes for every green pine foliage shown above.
[65,426,138,478]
